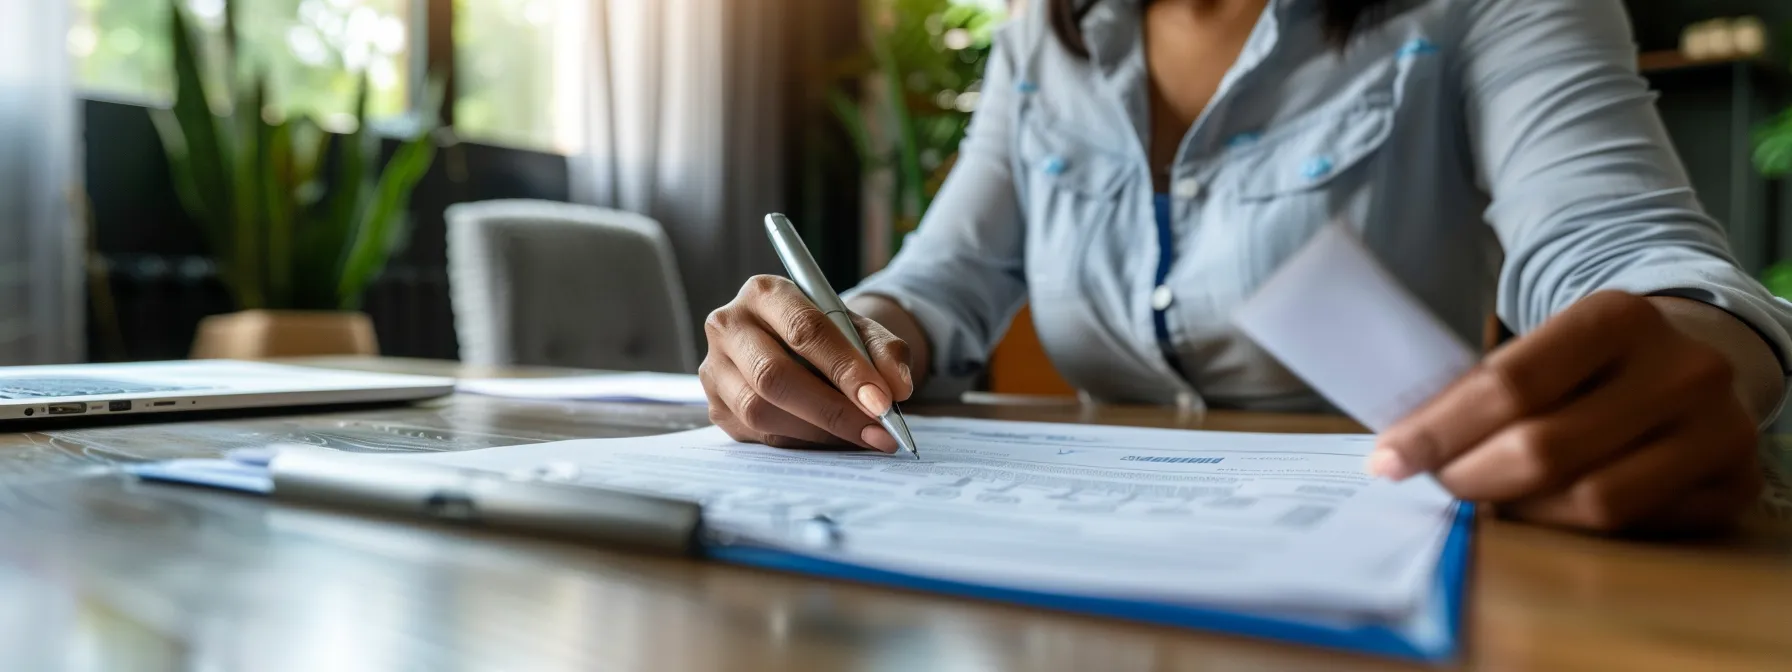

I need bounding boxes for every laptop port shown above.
[151,401,176,407]
[108,400,132,412]
[47,403,87,416]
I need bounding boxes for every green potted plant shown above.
[153,2,438,359]
[828,0,1002,261]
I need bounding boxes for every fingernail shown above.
[1366,448,1416,481]
[862,426,898,453]
[857,384,892,416]
[899,364,912,390]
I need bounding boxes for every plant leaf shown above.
[1752,109,1792,176]
[332,72,441,309]
[330,73,448,308]
[265,114,295,308]
[337,133,436,309]
[163,1,241,304]
[318,80,373,298]
[290,124,338,309]
[289,116,328,201]
[149,109,222,251]
[230,71,268,308]
[826,88,877,170]
[1763,262,1792,301]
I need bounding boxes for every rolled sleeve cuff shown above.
[845,280,985,403]
[1601,267,1792,428]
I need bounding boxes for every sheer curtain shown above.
[0,0,85,365]
[570,0,789,343]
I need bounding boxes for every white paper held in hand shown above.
[1233,223,1479,432]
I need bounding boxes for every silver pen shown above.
[763,213,921,460]
[267,447,705,554]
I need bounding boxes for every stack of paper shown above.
[399,416,1461,621]
[128,411,1470,659]
[456,372,707,405]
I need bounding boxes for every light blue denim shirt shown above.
[849,0,1792,411]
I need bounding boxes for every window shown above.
[69,0,409,126]
[237,0,412,124]
[453,0,585,153]
[70,0,584,153]
[69,0,192,100]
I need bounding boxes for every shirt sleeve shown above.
[845,24,1031,401]
[1460,0,1792,408]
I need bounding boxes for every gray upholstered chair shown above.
[446,200,697,373]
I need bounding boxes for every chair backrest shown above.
[446,200,697,373]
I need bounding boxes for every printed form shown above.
[397,416,1459,619]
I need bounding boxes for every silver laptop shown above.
[0,360,454,422]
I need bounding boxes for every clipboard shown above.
[712,502,1473,662]
[129,448,1473,663]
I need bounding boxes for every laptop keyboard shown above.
[0,377,198,400]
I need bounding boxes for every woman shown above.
[699,0,1792,534]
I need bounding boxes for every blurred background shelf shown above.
[1639,50,1774,74]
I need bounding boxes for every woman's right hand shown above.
[699,275,915,452]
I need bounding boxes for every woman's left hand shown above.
[1369,291,1765,534]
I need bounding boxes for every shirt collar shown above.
[1079,1,1137,72]
[1079,0,1302,75]
[1077,0,1299,160]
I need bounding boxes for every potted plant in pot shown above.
[153,3,438,359]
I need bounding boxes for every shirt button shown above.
[1171,178,1202,200]
[1301,156,1336,180]
[1151,285,1175,311]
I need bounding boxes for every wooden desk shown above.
[0,358,1787,671]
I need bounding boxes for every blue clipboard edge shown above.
[126,456,1477,662]
[709,503,1476,664]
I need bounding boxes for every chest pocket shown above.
[1015,110,1132,297]
[1231,94,1396,201]
[1209,94,1398,292]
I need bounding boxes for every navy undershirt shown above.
[1152,194,1187,378]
